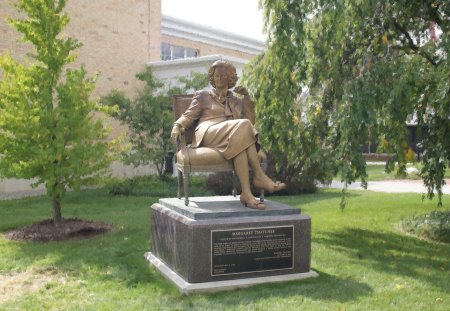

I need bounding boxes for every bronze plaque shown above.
[211,226,294,276]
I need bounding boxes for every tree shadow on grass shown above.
[315,228,450,292]
[196,270,372,306]
[1,231,157,285]
[2,216,374,302]
[1,233,373,303]
[0,192,160,290]
[273,190,361,208]
[0,189,370,303]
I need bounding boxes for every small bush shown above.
[205,171,272,196]
[206,172,237,195]
[206,169,317,197]
[264,155,318,195]
[105,175,213,197]
[401,211,450,243]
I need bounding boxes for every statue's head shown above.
[208,60,238,89]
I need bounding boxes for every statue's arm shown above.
[234,86,255,124]
[171,92,204,143]
[174,92,204,129]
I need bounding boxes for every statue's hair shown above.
[208,60,238,89]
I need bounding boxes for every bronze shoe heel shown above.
[240,197,266,210]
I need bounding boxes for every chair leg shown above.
[232,170,237,197]
[177,170,182,199]
[183,172,190,206]
[260,161,267,202]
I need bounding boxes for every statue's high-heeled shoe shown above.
[240,194,266,210]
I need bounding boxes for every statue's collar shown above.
[210,89,232,102]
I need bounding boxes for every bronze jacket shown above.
[174,89,255,148]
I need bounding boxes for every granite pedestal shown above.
[145,196,317,294]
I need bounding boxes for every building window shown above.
[161,43,171,61]
[161,43,199,61]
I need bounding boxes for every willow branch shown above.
[391,18,438,67]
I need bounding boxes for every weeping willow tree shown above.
[244,0,449,205]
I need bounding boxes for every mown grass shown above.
[365,163,450,181]
[0,189,449,310]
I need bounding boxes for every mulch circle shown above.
[3,218,113,242]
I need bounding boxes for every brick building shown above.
[0,0,265,194]
[1,0,264,97]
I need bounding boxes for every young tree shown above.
[101,68,209,178]
[0,0,117,223]
[245,0,449,205]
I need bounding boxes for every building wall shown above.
[161,35,255,61]
[1,1,30,63]
[0,0,162,98]
[150,55,249,85]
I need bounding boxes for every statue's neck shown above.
[214,88,228,99]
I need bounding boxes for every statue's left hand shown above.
[234,86,249,97]
[171,124,181,143]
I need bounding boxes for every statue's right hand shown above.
[171,125,181,143]
[234,86,249,97]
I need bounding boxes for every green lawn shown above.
[365,163,450,181]
[0,189,449,310]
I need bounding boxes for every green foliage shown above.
[207,171,247,196]
[176,71,209,92]
[105,174,212,197]
[0,0,117,222]
[401,211,450,243]
[245,0,449,206]
[243,57,335,193]
[101,69,208,177]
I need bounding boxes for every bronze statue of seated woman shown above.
[171,60,286,210]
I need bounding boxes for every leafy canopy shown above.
[245,0,449,205]
[0,0,117,221]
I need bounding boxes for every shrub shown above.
[206,172,237,196]
[264,155,318,195]
[206,160,317,197]
[106,175,213,197]
[401,211,450,243]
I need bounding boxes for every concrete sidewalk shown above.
[0,189,46,201]
[321,180,450,195]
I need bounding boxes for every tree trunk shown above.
[52,196,62,225]
[156,159,164,178]
[163,151,174,176]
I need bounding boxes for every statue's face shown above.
[213,67,228,89]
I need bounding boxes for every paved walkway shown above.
[321,179,450,195]
[0,189,46,201]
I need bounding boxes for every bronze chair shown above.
[173,94,266,206]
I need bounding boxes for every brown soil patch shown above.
[0,269,61,304]
[3,218,112,242]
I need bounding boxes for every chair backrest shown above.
[173,94,198,145]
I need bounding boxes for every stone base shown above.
[145,252,318,294]
[148,196,315,292]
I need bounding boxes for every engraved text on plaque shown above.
[211,226,294,276]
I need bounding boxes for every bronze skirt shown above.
[201,119,257,160]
